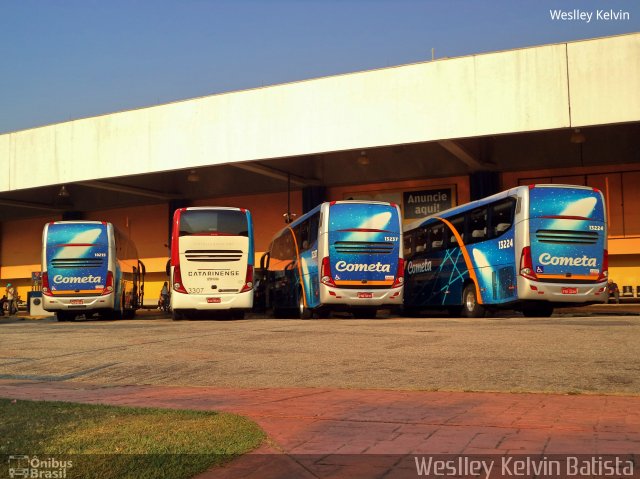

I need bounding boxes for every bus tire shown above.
[522,303,554,318]
[461,284,485,318]
[403,306,422,318]
[353,308,377,319]
[298,290,312,320]
[56,311,75,322]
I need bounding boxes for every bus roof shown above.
[48,220,109,225]
[180,206,246,212]
[271,200,396,237]
[403,184,599,232]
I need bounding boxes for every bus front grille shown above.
[50,258,104,268]
[535,230,599,244]
[185,249,243,262]
[334,241,394,254]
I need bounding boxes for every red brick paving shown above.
[0,380,639,478]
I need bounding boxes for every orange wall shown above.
[0,215,59,270]
[84,204,169,259]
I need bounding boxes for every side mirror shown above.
[165,259,171,277]
[260,252,270,270]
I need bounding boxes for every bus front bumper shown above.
[319,286,403,307]
[43,293,115,311]
[171,290,253,311]
[517,278,608,303]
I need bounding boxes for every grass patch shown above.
[0,398,264,479]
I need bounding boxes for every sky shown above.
[1,0,638,134]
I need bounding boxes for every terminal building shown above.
[1,32,639,305]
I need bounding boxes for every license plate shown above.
[206,297,221,303]
[70,299,84,304]
[357,292,373,299]
[561,287,578,294]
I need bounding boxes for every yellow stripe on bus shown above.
[52,290,102,295]
[334,280,393,286]
[537,274,599,280]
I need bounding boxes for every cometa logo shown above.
[334,261,391,273]
[407,259,432,275]
[52,274,103,284]
[538,253,597,267]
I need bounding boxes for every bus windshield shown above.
[44,222,109,296]
[329,202,399,233]
[529,186,605,221]
[178,210,249,237]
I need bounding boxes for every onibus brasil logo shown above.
[8,455,73,478]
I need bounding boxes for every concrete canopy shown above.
[0,33,639,221]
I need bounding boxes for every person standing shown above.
[159,282,170,312]
[5,283,17,315]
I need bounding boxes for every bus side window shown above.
[448,215,465,246]
[490,199,515,238]
[269,231,295,271]
[416,227,428,253]
[293,223,307,251]
[403,234,413,257]
[430,224,444,250]
[308,213,319,247]
[469,208,488,244]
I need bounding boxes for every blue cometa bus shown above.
[403,184,608,317]
[260,200,404,319]
[42,221,145,321]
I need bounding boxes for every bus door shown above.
[267,229,299,310]
[327,202,401,290]
[293,213,320,309]
[527,187,606,285]
[404,226,436,308]
[438,216,468,306]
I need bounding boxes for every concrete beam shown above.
[0,198,65,212]
[76,181,180,200]
[439,140,489,171]
[231,163,321,187]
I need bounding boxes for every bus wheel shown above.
[462,284,485,318]
[56,312,75,322]
[298,291,312,319]
[522,303,554,317]
[403,307,422,318]
[353,308,377,319]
